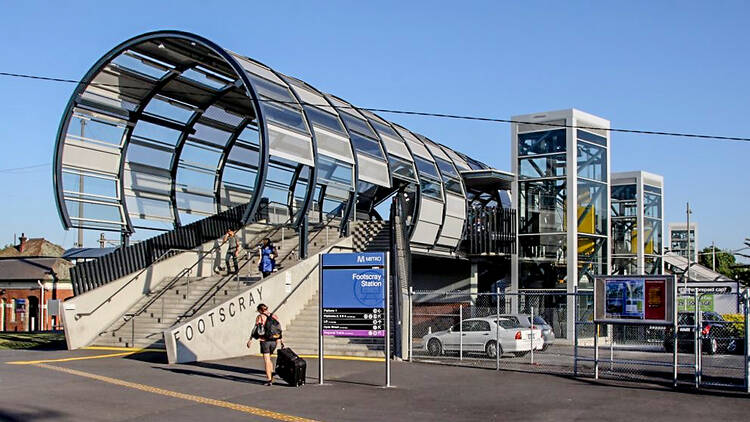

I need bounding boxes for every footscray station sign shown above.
[319,252,390,387]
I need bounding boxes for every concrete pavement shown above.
[1,348,748,421]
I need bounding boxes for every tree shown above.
[698,246,736,279]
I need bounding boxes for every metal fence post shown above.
[609,324,614,372]
[694,288,699,389]
[573,288,578,377]
[530,305,534,365]
[459,304,463,361]
[131,317,135,348]
[409,287,414,362]
[594,322,599,380]
[496,287,500,371]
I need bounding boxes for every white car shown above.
[423,317,544,358]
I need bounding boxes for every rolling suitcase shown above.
[276,345,306,387]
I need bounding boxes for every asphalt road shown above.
[1,347,748,422]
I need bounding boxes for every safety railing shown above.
[463,207,516,255]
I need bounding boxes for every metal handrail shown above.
[74,247,209,320]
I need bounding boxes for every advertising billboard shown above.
[594,276,675,325]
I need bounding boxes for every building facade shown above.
[611,171,664,275]
[668,223,698,262]
[511,109,611,337]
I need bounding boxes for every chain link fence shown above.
[410,289,749,392]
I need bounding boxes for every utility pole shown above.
[712,240,716,272]
[685,202,692,287]
[77,119,86,248]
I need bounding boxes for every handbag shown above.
[252,322,265,339]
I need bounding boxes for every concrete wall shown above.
[61,224,270,350]
[164,237,353,364]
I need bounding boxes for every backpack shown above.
[263,313,283,340]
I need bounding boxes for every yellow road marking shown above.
[83,346,163,352]
[34,363,321,422]
[6,350,142,365]
[250,353,384,363]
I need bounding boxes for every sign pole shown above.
[318,255,324,385]
[673,276,678,389]
[385,253,391,387]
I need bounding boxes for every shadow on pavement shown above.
[0,406,67,421]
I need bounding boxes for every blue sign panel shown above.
[321,252,386,337]
[321,252,385,268]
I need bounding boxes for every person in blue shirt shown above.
[257,238,277,278]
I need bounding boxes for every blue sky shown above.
[0,1,748,254]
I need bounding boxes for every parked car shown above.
[423,317,543,359]
[500,314,555,351]
[664,312,738,355]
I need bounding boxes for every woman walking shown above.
[247,303,281,385]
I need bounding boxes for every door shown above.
[468,320,492,352]
[442,322,462,351]
[27,296,39,332]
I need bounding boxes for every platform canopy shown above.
[53,30,503,252]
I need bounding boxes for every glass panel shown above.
[246,73,296,105]
[577,130,607,146]
[519,154,566,179]
[260,102,307,133]
[350,133,384,159]
[143,98,193,123]
[577,180,607,235]
[612,218,638,255]
[644,257,662,275]
[369,120,400,139]
[518,129,566,156]
[227,143,260,167]
[644,184,661,194]
[62,173,118,200]
[340,113,377,138]
[191,122,232,147]
[315,130,353,162]
[112,52,169,80]
[519,234,567,263]
[420,179,442,200]
[68,113,126,145]
[445,179,464,195]
[181,68,227,90]
[126,143,172,168]
[304,106,344,134]
[612,200,637,218]
[577,141,607,181]
[414,156,440,179]
[644,192,662,218]
[180,143,222,169]
[643,218,662,255]
[612,258,638,275]
[203,105,244,127]
[317,155,353,188]
[132,121,182,145]
[435,158,460,179]
[578,235,607,288]
[611,184,636,201]
[518,179,566,233]
[388,156,416,181]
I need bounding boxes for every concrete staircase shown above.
[93,221,343,349]
[283,294,386,358]
[94,274,254,349]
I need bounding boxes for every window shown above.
[388,156,416,181]
[260,102,307,133]
[340,113,377,138]
[519,154,566,179]
[577,129,607,146]
[474,321,491,332]
[435,158,460,179]
[305,106,345,134]
[350,133,384,159]
[420,179,442,200]
[414,156,440,179]
[577,141,607,182]
[518,129,566,156]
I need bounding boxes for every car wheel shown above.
[486,340,503,359]
[427,338,443,356]
[705,338,718,355]
[513,351,528,357]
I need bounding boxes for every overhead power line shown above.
[2,70,750,143]
[0,163,51,173]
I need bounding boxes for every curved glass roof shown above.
[53,30,495,251]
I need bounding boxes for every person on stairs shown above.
[257,237,277,278]
[247,303,282,385]
[222,229,240,275]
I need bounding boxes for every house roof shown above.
[663,252,733,282]
[0,257,72,281]
[0,238,65,258]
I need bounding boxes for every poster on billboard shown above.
[594,275,675,325]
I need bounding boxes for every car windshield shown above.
[532,316,548,325]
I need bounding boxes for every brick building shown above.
[0,234,73,331]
